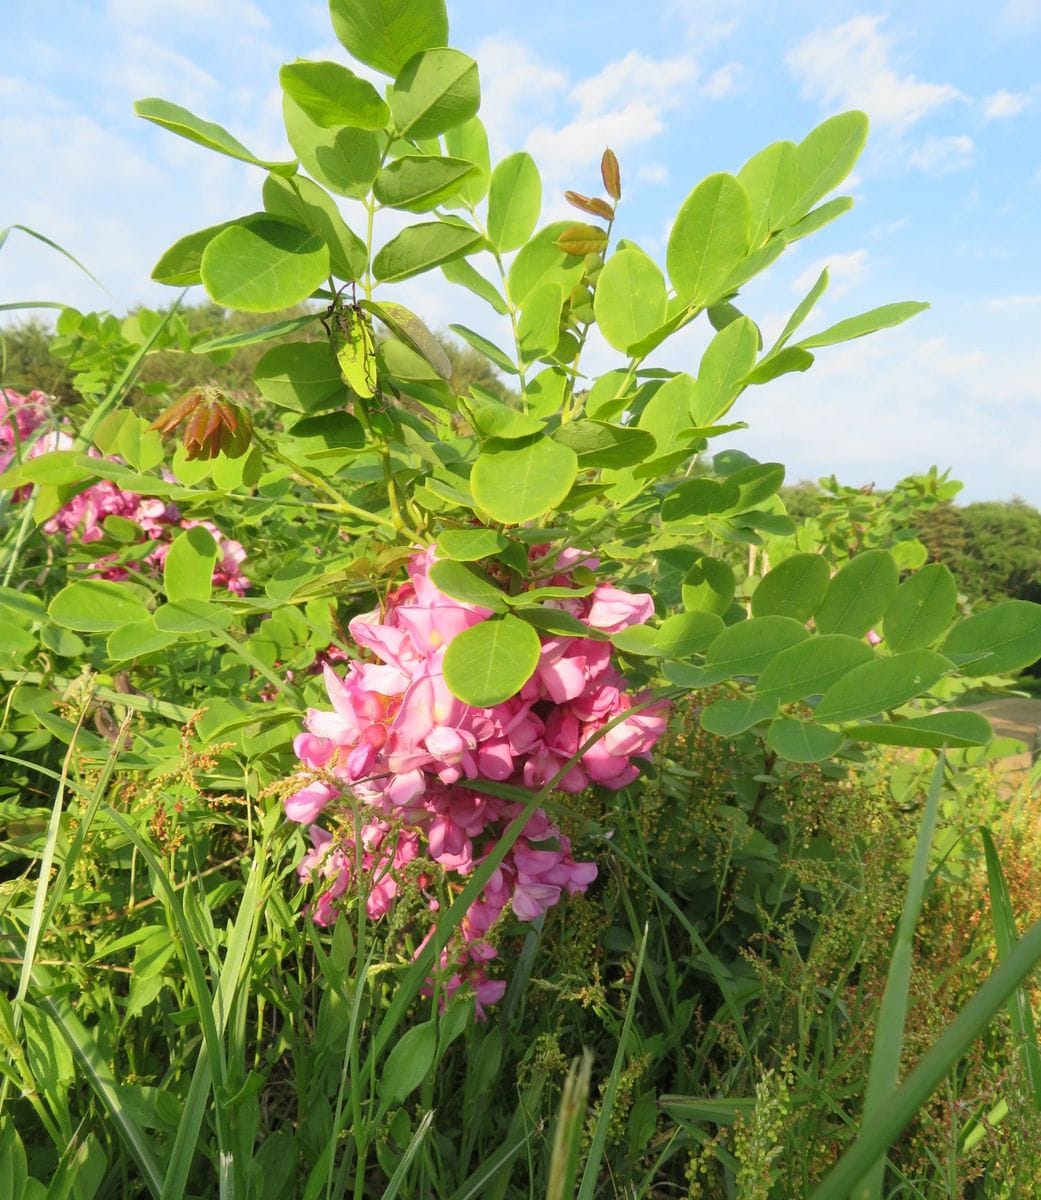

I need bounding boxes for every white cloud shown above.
[666,0,747,45]
[999,0,1041,30]
[635,162,670,186]
[907,135,975,173]
[472,36,567,156]
[869,217,909,238]
[523,50,699,184]
[984,294,1041,310]
[792,249,870,299]
[107,0,269,34]
[702,62,743,99]
[786,16,962,131]
[982,88,1032,118]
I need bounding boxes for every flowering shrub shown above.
[284,546,666,1010]
[1,385,249,592]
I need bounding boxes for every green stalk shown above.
[853,752,946,1200]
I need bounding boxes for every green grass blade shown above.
[853,752,945,1200]
[446,1115,540,1200]
[160,1050,213,1200]
[979,826,1041,1108]
[11,708,91,1031]
[380,1109,435,1200]
[810,907,1041,1199]
[577,925,649,1200]
[0,224,109,293]
[547,1052,592,1200]
[33,978,163,1198]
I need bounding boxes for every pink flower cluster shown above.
[284,547,668,1013]
[1,388,248,593]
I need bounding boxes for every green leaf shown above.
[441,257,509,314]
[487,152,542,253]
[463,393,543,439]
[883,564,958,652]
[253,341,348,412]
[513,606,600,640]
[785,196,853,242]
[553,420,657,470]
[471,436,578,524]
[193,311,322,353]
[374,220,484,282]
[815,550,900,637]
[701,696,778,737]
[329,0,448,77]
[638,373,697,458]
[682,557,735,616]
[443,615,541,706]
[771,268,829,354]
[666,173,752,307]
[767,718,844,763]
[814,649,953,724]
[435,528,509,561]
[0,1119,28,1200]
[738,140,797,247]
[655,610,724,658]
[279,59,389,129]
[756,635,875,703]
[443,117,491,206]
[262,174,367,282]
[150,213,268,286]
[848,712,992,749]
[428,560,508,611]
[390,49,480,139]
[778,110,868,229]
[163,526,217,603]
[798,301,930,350]
[200,219,329,312]
[742,347,814,385]
[374,155,479,212]
[107,619,178,661]
[690,316,758,425]
[703,616,810,679]
[282,95,381,198]
[527,367,569,418]
[593,248,668,353]
[725,461,786,511]
[517,283,564,364]
[153,599,233,634]
[284,412,365,456]
[362,300,452,379]
[448,324,518,374]
[942,600,1041,677]
[379,1021,438,1104]
[135,97,297,175]
[752,553,831,621]
[49,580,150,632]
[508,222,585,305]
[661,478,739,522]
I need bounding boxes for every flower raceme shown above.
[1,388,249,593]
[285,547,668,1013]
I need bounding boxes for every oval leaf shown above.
[814,550,899,637]
[883,563,958,652]
[470,436,578,524]
[163,525,217,603]
[814,649,954,724]
[703,615,810,679]
[593,248,668,352]
[756,634,875,704]
[135,98,296,175]
[329,0,448,77]
[49,581,150,633]
[374,221,484,282]
[751,553,831,622]
[279,60,389,129]
[667,173,751,307]
[200,219,329,313]
[487,152,542,253]
[848,712,993,750]
[767,718,844,763]
[373,155,479,212]
[443,615,541,707]
[390,49,480,139]
[942,600,1041,677]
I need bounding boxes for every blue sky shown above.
[2,0,1040,503]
